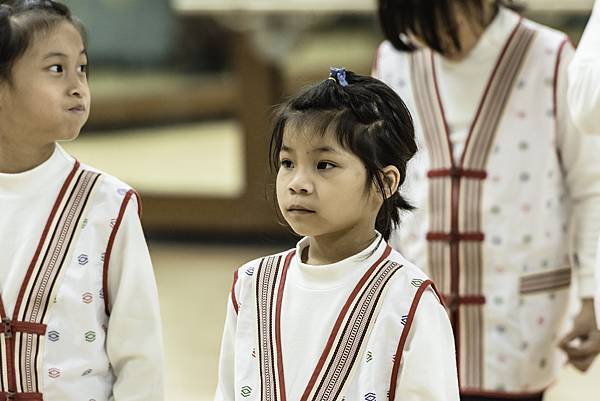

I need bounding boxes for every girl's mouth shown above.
[287,205,315,213]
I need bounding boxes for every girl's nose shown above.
[69,87,82,98]
[288,172,313,194]
[68,74,87,98]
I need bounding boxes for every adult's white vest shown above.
[376,17,573,397]
[0,160,138,401]
[228,246,442,401]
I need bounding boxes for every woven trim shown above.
[519,268,571,294]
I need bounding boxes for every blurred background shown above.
[59,0,599,399]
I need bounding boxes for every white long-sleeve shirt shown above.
[568,0,600,329]
[0,144,164,401]
[215,235,459,401]
[568,0,600,135]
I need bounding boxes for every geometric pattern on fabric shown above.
[0,162,101,399]
[256,245,404,401]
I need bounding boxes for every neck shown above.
[0,132,55,174]
[304,227,379,265]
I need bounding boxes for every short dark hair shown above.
[378,0,519,54]
[0,0,86,82]
[269,70,417,241]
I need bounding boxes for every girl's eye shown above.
[79,64,88,74]
[48,65,63,73]
[280,159,293,169]
[317,161,336,170]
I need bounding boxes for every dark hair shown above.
[378,0,521,54]
[269,69,417,241]
[0,0,86,82]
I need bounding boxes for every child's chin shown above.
[285,222,315,238]
[58,129,82,142]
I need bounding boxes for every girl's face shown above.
[0,21,89,146]
[276,127,383,239]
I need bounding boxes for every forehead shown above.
[24,21,85,60]
[281,123,343,151]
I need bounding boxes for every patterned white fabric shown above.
[374,8,600,395]
[0,144,164,401]
[215,236,458,401]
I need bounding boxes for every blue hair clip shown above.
[329,67,349,87]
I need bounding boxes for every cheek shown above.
[83,83,92,101]
[275,171,286,200]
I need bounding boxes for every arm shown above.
[557,41,600,301]
[597,243,600,329]
[214,272,240,401]
[395,291,459,401]
[105,195,165,401]
[556,41,600,371]
[568,0,600,134]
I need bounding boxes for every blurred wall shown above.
[64,0,177,65]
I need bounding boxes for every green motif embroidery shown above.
[366,351,373,363]
[411,278,424,287]
[85,331,96,342]
[241,386,252,397]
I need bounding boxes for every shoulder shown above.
[230,249,294,313]
[373,40,412,80]
[387,248,433,286]
[375,40,400,59]
[521,16,572,50]
[375,40,410,65]
[232,249,295,296]
[384,247,443,306]
[80,162,141,216]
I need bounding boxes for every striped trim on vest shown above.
[0,161,101,400]
[410,20,536,389]
[256,246,402,401]
[519,268,571,294]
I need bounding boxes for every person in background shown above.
[374,0,600,400]
[568,0,600,136]
[568,0,600,331]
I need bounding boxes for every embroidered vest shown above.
[1,161,136,401]
[376,16,573,395]
[230,247,443,401]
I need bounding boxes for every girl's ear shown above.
[380,165,401,199]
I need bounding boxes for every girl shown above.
[374,0,600,400]
[214,68,459,401]
[0,1,163,400]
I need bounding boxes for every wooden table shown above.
[139,2,365,236]
[172,0,594,14]
[147,0,594,236]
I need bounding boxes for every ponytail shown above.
[376,192,414,241]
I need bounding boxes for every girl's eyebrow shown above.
[281,145,340,154]
[313,146,340,154]
[43,50,87,60]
